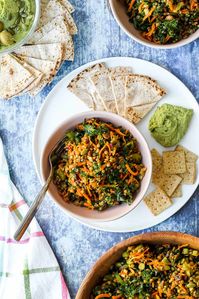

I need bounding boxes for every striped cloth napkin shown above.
[0,138,70,299]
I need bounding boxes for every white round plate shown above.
[33,57,199,233]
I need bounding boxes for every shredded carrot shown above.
[122,173,129,181]
[138,2,145,13]
[181,9,189,13]
[126,164,139,176]
[106,142,112,154]
[83,202,93,209]
[112,296,122,299]
[143,6,156,21]
[77,162,84,167]
[146,23,156,37]
[150,15,157,23]
[82,192,92,203]
[167,0,174,11]
[105,124,126,137]
[190,0,198,10]
[95,294,111,299]
[128,0,136,11]
[99,143,107,156]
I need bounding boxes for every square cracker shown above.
[171,183,182,198]
[180,162,196,184]
[153,173,182,197]
[163,151,186,174]
[151,149,162,182]
[144,188,172,216]
[175,145,198,163]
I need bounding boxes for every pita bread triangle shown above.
[0,55,35,99]
[109,67,132,116]
[67,63,107,110]
[126,74,166,107]
[28,16,74,61]
[126,102,157,124]
[39,0,77,35]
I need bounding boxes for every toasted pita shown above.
[60,0,75,13]
[12,55,42,78]
[14,43,63,62]
[67,63,107,110]
[11,55,44,95]
[0,55,35,99]
[90,69,117,112]
[125,74,166,109]
[29,17,74,61]
[17,56,58,96]
[39,0,77,35]
[41,0,75,13]
[14,43,64,72]
[126,102,157,124]
[109,67,132,116]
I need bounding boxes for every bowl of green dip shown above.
[0,0,40,54]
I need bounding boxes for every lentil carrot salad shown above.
[53,118,146,211]
[92,244,199,299]
[125,0,199,44]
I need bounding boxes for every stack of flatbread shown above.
[0,0,77,99]
[67,63,166,124]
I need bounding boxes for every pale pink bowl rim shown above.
[40,111,152,222]
[109,0,199,49]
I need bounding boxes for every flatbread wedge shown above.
[11,55,44,95]
[15,56,58,96]
[60,0,75,13]
[41,0,75,13]
[67,63,107,110]
[0,55,35,99]
[28,16,74,61]
[109,67,132,116]
[14,43,64,73]
[125,74,166,120]
[90,69,116,112]
[126,102,157,124]
[39,0,77,35]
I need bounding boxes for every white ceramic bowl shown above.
[0,0,40,55]
[109,0,199,49]
[41,111,152,222]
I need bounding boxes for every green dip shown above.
[148,104,193,147]
[0,0,35,51]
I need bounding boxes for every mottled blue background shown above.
[0,1,198,298]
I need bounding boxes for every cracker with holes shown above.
[163,151,186,174]
[144,188,172,216]
[151,148,162,182]
[153,173,182,197]
[175,145,198,163]
[171,184,183,198]
[180,162,196,184]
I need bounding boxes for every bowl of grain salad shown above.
[109,0,199,49]
[76,231,199,299]
[41,111,152,222]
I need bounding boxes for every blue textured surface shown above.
[0,1,199,298]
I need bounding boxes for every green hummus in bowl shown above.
[0,0,40,54]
